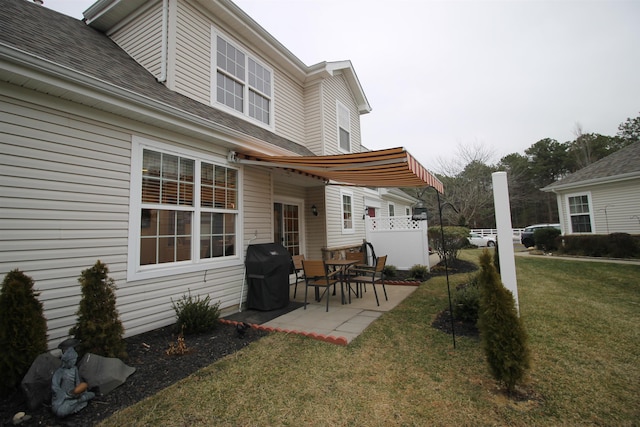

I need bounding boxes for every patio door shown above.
[274,202,302,256]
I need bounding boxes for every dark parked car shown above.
[520,223,560,248]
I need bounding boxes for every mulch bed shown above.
[0,324,267,427]
[1,258,478,426]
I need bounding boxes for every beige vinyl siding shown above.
[1,91,131,346]
[243,166,274,243]
[173,0,211,104]
[305,186,327,259]
[110,3,164,79]
[324,186,366,250]
[0,84,250,348]
[561,180,640,235]
[304,81,324,155]
[321,74,362,155]
[273,71,305,144]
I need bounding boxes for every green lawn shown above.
[99,251,640,426]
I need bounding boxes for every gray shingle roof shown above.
[543,141,640,191]
[0,0,314,156]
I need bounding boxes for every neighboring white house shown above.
[542,141,640,236]
[0,0,441,348]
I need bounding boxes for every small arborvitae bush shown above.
[477,250,530,394]
[172,291,220,335]
[453,273,480,323]
[0,269,48,396]
[69,260,127,359]
[408,264,429,281]
[382,264,397,278]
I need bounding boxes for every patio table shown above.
[324,259,360,304]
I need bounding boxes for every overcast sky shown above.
[43,0,640,172]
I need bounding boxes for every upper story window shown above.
[566,193,593,233]
[128,137,241,281]
[337,101,351,152]
[214,34,273,126]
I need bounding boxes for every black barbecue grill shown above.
[244,243,291,311]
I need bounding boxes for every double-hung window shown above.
[341,190,354,233]
[129,137,240,280]
[214,33,273,126]
[567,193,593,233]
[337,101,351,152]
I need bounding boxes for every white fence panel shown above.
[471,228,524,242]
[365,216,430,270]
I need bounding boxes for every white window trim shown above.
[337,101,351,153]
[564,191,595,234]
[340,189,355,234]
[388,203,396,217]
[127,136,243,282]
[210,28,275,130]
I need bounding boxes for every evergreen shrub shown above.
[607,233,639,258]
[477,250,530,393]
[172,291,220,335]
[534,227,561,251]
[0,269,48,396]
[69,260,127,359]
[408,264,429,281]
[382,264,397,278]
[453,273,480,323]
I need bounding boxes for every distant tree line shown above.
[408,113,639,228]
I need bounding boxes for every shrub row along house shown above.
[0,0,442,348]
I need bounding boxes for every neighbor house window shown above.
[567,193,593,233]
[341,190,354,232]
[388,204,395,217]
[337,102,350,152]
[214,33,273,126]
[129,138,240,280]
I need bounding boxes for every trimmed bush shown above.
[534,227,561,251]
[477,250,530,393]
[382,264,397,278]
[172,292,221,335]
[558,234,640,258]
[69,260,127,359]
[0,269,48,396]
[607,233,639,258]
[408,264,429,281]
[453,274,480,323]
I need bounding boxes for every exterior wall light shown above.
[311,204,318,216]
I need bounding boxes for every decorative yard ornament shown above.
[51,347,95,417]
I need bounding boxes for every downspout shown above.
[157,0,168,83]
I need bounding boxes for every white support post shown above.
[492,171,520,315]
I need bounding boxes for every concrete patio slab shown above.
[262,283,417,344]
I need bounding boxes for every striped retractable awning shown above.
[230,147,443,192]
